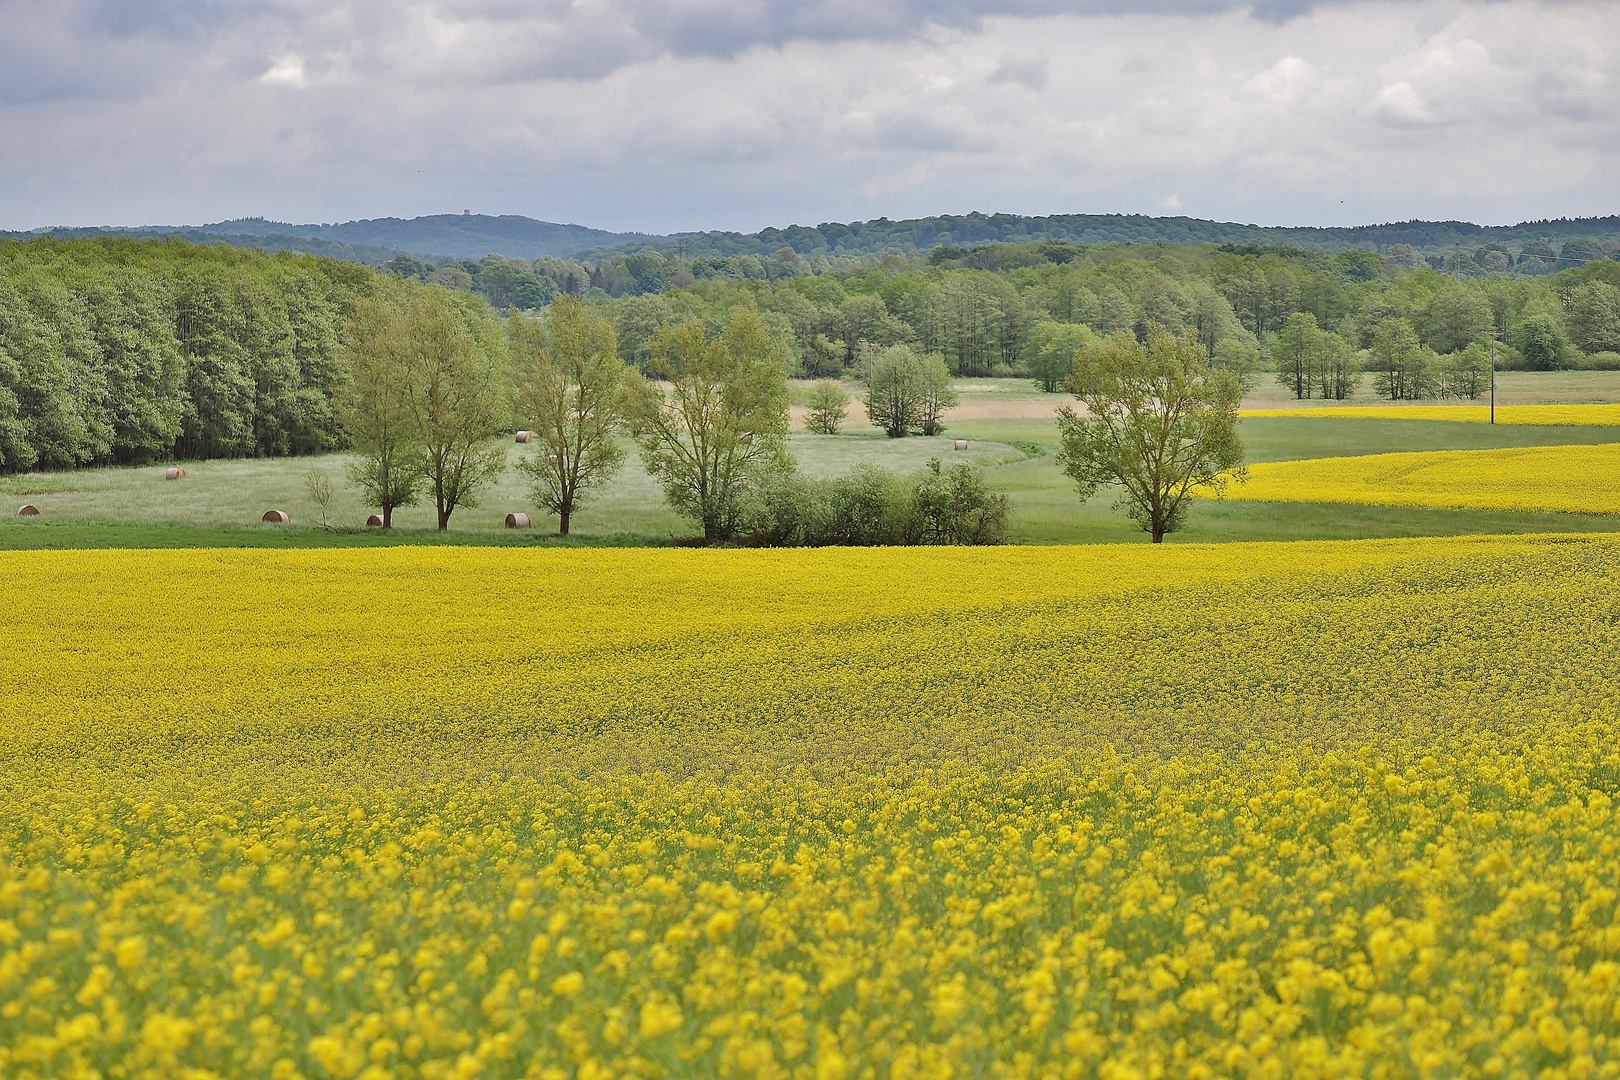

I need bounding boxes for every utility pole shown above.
[1480,327,1503,424]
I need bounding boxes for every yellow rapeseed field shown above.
[3,541,1620,1080]
[1239,404,1620,426]
[1224,443,1620,514]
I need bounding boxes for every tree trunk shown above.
[559,508,571,536]
[383,505,392,529]
[1151,528,1165,544]
[437,507,450,530]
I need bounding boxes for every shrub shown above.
[739,459,1008,547]
[908,457,1011,545]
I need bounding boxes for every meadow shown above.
[3,540,1620,1079]
[6,373,1620,549]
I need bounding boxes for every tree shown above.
[1567,282,1620,355]
[1515,312,1570,371]
[1442,342,1491,400]
[510,297,627,535]
[1274,312,1322,399]
[1367,317,1425,400]
[1028,322,1091,392]
[863,345,926,438]
[916,352,959,436]
[336,296,421,528]
[1056,326,1245,543]
[1315,331,1361,400]
[304,468,334,527]
[401,289,510,530]
[805,380,850,434]
[627,308,791,542]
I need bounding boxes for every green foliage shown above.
[863,345,926,438]
[1057,327,1245,543]
[1274,313,1360,401]
[401,289,511,530]
[511,298,627,535]
[1516,312,1571,371]
[0,237,372,472]
[627,308,792,542]
[805,380,850,435]
[1027,322,1091,393]
[335,294,424,528]
[910,457,1010,545]
[1367,318,1432,400]
[737,458,1007,547]
[1568,283,1620,355]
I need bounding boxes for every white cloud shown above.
[0,0,1615,232]
[260,56,308,86]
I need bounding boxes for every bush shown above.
[1582,351,1620,371]
[738,459,1008,546]
[909,457,1011,545]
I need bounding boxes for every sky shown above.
[0,0,1616,234]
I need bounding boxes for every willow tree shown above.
[1056,325,1244,543]
[511,297,626,535]
[627,308,790,543]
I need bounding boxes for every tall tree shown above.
[402,289,510,530]
[1368,317,1424,400]
[1274,312,1323,399]
[511,297,627,536]
[335,296,421,528]
[1027,322,1092,393]
[627,308,791,542]
[863,345,926,438]
[916,352,959,436]
[1315,331,1361,401]
[1056,326,1245,543]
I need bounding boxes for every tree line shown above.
[7,233,1620,479]
[338,291,1008,543]
[0,237,374,473]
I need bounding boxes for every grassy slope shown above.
[3,373,1619,550]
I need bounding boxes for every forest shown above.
[4,233,1620,473]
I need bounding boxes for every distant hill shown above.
[7,211,1617,265]
[2,214,665,263]
[0,226,412,265]
[575,212,1620,261]
[190,215,667,261]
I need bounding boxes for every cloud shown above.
[0,0,1615,232]
[990,55,1050,90]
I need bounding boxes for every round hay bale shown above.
[366,514,384,528]
[515,430,533,443]
[16,504,39,517]
[165,466,186,480]
[954,439,969,450]
[505,512,531,529]
[261,509,290,523]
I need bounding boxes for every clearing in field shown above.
[3,540,1619,1079]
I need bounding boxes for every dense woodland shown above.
[0,238,375,471]
[4,234,1620,473]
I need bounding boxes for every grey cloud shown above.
[0,0,1453,103]
[0,0,1615,234]
[990,56,1050,89]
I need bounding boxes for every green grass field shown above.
[4,372,1619,549]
